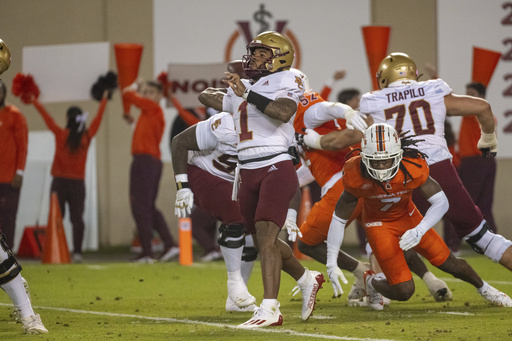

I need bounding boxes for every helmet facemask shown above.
[361,124,403,182]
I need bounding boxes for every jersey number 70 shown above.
[384,99,435,136]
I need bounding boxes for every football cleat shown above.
[226,297,258,312]
[159,247,180,262]
[348,279,367,307]
[364,270,384,311]
[21,314,48,334]
[479,286,512,307]
[292,269,325,321]
[227,278,256,308]
[237,302,283,328]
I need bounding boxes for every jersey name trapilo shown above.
[222,71,303,169]
[189,112,238,182]
[360,79,452,165]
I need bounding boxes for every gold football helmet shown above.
[243,31,294,79]
[0,39,11,75]
[376,52,417,90]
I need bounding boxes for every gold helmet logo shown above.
[376,52,417,90]
[0,39,12,75]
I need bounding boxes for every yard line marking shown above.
[439,312,475,316]
[0,303,398,341]
[438,278,512,286]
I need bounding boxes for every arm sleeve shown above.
[303,101,351,127]
[13,110,28,172]
[171,96,201,126]
[88,97,108,137]
[416,191,449,234]
[33,99,61,134]
[326,214,347,267]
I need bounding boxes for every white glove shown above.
[303,128,324,150]
[477,131,498,157]
[174,188,194,218]
[344,109,368,133]
[327,264,348,297]
[283,209,302,242]
[399,223,428,251]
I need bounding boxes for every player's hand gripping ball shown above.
[0,39,12,75]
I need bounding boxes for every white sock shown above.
[261,298,278,308]
[227,270,243,282]
[240,260,254,285]
[477,281,490,293]
[352,261,368,280]
[1,275,35,318]
[220,245,243,273]
[422,271,438,286]
[297,268,310,286]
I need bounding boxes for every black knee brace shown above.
[465,222,489,254]
[0,233,22,285]
[218,223,245,248]
[242,246,258,262]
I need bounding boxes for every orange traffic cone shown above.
[114,43,143,113]
[294,186,312,260]
[362,26,391,90]
[472,47,501,87]
[41,192,71,264]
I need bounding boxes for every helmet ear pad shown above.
[361,123,403,182]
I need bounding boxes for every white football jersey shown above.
[222,70,304,169]
[189,112,238,182]
[360,78,453,165]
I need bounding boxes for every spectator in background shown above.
[123,80,180,263]
[0,79,27,250]
[28,89,110,263]
[458,82,498,233]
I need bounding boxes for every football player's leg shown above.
[404,249,452,301]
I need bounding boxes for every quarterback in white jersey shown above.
[302,52,512,273]
[199,31,325,328]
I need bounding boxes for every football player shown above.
[301,52,512,273]
[291,69,452,306]
[326,123,512,309]
[171,111,258,312]
[199,31,324,328]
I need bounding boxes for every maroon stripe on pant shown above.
[51,177,86,253]
[130,154,176,257]
[0,183,21,249]
[412,159,484,238]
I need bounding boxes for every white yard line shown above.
[0,303,398,341]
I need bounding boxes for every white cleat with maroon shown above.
[237,302,283,328]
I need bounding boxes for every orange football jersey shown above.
[342,155,429,222]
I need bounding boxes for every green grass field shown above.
[2,249,512,340]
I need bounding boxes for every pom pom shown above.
[90,70,118,101]
[11,73,40,104]
[157,71,170,97]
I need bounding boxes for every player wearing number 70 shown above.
[302,52,512,273]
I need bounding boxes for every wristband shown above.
[175,174,189,190]
[242,88,250,101]
[246,90,273,113]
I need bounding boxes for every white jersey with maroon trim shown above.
[222,70,304,169]
[189,112,238,182]
[360,78,453,165]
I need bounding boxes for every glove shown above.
[174,188,194,218]
[344,109,368,133]
[399,225,427,251]
[283,209,302,242]
[477,132,497,158]
[284,219,302,242]
[327,264,348,298]
[302,128,323,150]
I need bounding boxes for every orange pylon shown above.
[41,192,71,264]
